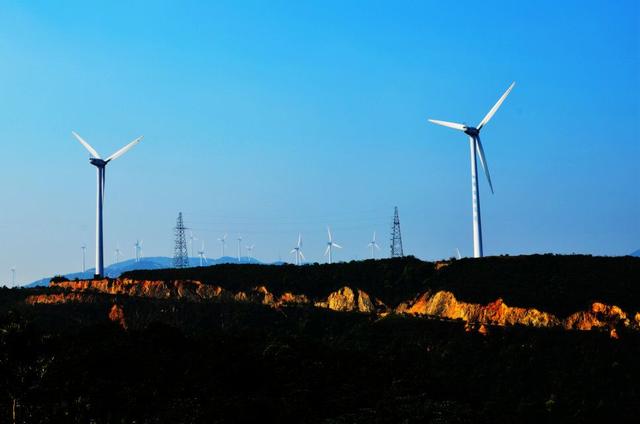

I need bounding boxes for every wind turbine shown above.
[10,267,15,286]
[72,131,143,278]
[428,82,515,258]
[456,248,462,260]
[324,226,342,264]
[197,241,207,266]
[114,244,122,264]
[218,233,227,258]
[236,236,242,263]
[246,244,255,263]
[189,231,198,260]
[134,239,143,262]
[368,231,380,259]
[290,233,305,265]
[81,244,87,273]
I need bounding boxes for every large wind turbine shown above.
[324,227,342,264]
[290,233,305,265]
[72,131,143,278]
[368,231,380,259]
[428,82,515,258]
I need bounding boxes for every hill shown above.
[121,254,640,317]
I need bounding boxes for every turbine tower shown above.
[10,267,15,286]
[72,131,143,278]
[236,236,242,263]
[197,241,207,266]
[324,226,342,264]
[368,231,380,259]
[428,82,514,258]
[290,233,305,265]
[218,233,227,258]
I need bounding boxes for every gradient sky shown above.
[0,1,638,284]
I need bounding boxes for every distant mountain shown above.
[25,256,264,287]
[631,249,640,257]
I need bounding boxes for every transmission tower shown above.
[173,212,189,268]
[390,206,404,257]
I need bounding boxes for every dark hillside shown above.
[122,255,640,315]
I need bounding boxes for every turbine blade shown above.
[290,249,297,254]
[327,226,332,242]
[428,119,466,132]
[475,136,494,194]
[298,233,302,247]
[106,136,143,162]
[374,243,380,249]
[299,251,305,261]
[72,131,101,158]
[332,243,342,249]
[477,82,515,130]
[324,245,331,256]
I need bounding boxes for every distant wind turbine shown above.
[81,244,87,273]
[134,239,143,262]
[72,131,143,277]
[218,233,227,257]
[197,241,207,266]
[428,82,515,258]
[246,244,255,263]
[290,233,305,265]
[189,231,198,259]
[237,236,243,263]
[368,231,380,259]
[114,244,122,264]
[324,227,342,264]
[10,267,15,287]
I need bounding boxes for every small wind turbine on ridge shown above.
[324,227,342,264]
[368,231,380,259]
[290,233,305,265]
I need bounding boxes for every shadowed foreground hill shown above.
[122,254,640,315]
[2,254,639,423]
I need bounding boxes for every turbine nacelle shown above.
[89,158,108,168]
[463,127,479,137]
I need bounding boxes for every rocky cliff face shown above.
[23,278,640,336]
[314,286,383,313]
[399,290,640,334]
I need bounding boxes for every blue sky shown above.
[0,1,638,284]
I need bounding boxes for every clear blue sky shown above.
[0,1,638,284]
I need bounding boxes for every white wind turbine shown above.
[236,236,242,262]
[290,233,305,265]
[246,244,255,263]
[218,233,227,258]
[81,244,87,273]
[134,239,143,262]
[197,241,207,266]
[368,231,380,259]
[324,227,342,264]
[189,231,198,260]
[114,244,122,264]
[72,131,143,278]
[428,82,515,258]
